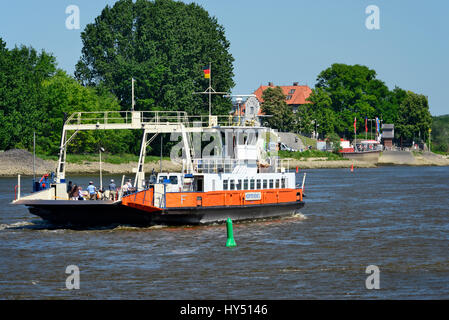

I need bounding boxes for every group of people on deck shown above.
[67,178,136,201]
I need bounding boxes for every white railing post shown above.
[118,175,125,200]
[17,175,21,200]
[301,173,307,191]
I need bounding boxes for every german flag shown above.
[203,66,210,79]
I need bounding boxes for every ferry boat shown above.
[339,139,383,162]
[12,108,306,226]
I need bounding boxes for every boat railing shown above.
[64,111,244,129]
[192,157,289,174]
[355,144,383,152]
[259,158,289,173]
[193,158,257,174]
[275,158,290,173]
[65,111,190,126]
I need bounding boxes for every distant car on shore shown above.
[280,143,297,152]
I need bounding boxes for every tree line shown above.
[0,38,136,155]
[0,0,234,157]
[432,114,449,153]
[261,63,433,146]
[0,0,436,156]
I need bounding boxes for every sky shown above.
[1,0,448,116]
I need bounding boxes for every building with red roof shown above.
[234,82,313,117]
[254,82,312,113]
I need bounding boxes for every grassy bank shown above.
[37,153,171,164]
[297,135,317,149]
[279,150,347,161]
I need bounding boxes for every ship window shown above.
[169,176,178,184]
[158,175,167,183]
[250,179,255,190]
[281,178,286,188]
[237,179,242,190]
[244,179,248,190]
[269,179,274,189]
[263,180,267,189]
[276,179,280,188]
[257,179,261,189]
[230,180,235,190]
[223,179,228,190]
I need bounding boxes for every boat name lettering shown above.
[245,192,261,201]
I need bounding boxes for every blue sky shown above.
[1,0,448,115]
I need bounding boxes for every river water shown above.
[0,166,448,299]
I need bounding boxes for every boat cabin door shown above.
[153,184,165,208]
[194,176,204,192]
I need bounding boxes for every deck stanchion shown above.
[226,218,237,247]
[119,175,125,200]
[301,173,307,191]
[17,175,21,200]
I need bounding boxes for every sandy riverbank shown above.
[284,151,449,169]
[1,149,448,177]
[0,149,181,177]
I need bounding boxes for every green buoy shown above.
[226,218,237,247]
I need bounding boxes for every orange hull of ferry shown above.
[122,188,302,209]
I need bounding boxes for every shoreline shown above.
[1,149,448,177]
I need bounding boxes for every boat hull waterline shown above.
[17,199,305,226]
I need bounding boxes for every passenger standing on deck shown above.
[69,184,78,200]
[78,187,85,200]
[150,169,157,184]
[109,179,117,200]
[126,179,134,193]
[87,181,97,200]
[122,179,133,195]
[67,181,73,194]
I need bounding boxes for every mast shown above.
[33,131,36,182]
[160,135,163,173]
[208,62,211,120]
[131,78,136,111]
[193,62,228,127]
[99,147,104,190]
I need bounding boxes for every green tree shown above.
[396,91,432,142]
[260,86,294,132]
[0,37,136,155]
[431,114,449,153]
[378,86,407,125]
[295,104,314,135]
[0,40,56,150]
[39,70,134,155]
[325,132,342,153]
[75,0,235,116]
[310,63,391,136]
[306,87,337,137]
